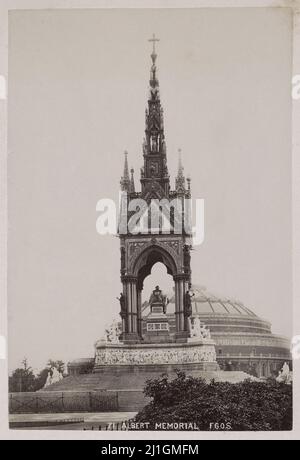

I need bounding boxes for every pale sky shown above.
[8,8,292,373]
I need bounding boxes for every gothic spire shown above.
[177,149,184,176]
[175,148,186,194]
[141,35,169,196]
[187,174,191,194]
[120,151,130,192]
[130,168,135,193]
[148,33,160,103]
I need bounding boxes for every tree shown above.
[9,358,36,393]
[9,358,67,393]
[133,371,293,431]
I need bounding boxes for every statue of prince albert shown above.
[149,285,168,314]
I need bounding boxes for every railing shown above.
[9,391,119,414]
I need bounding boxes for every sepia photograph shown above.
[1,2,299,442]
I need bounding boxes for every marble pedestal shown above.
[93,339,219,374]
[143,301,171,343]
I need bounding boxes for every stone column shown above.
[126,280,132,333]
[174,278,180,333]
[131,280,137,334]
[121,275,140,343]
[183,278,191,332]
[174,274,190,342]
[137,289,142,338]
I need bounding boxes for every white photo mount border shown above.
[0,0,299,441]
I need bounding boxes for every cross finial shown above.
[148,33,160,54]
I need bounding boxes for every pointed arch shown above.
[133,244,178,287]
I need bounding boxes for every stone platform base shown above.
[50,338,253,411]
[94,339,218,370]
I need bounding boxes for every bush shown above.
[133,371,292,431]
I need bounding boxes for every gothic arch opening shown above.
[142,262,174,307]
[132,244,178,286]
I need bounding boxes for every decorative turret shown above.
[130,168,135,193]
[120,151,130,192]
[175,148,186,195]
[187,175,191,196]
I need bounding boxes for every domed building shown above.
[141,285,291,378]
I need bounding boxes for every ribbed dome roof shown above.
[141,285,288,353]
[166,285,258,318]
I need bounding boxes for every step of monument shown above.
[213,371,256,383]
[38,370,255,412]
[42,370,253,393]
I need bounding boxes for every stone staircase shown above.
[42,370,253,393]
[40,370,255,411]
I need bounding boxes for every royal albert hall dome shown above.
[142,285,291,378]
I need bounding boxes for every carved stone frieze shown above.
[94,343,217,366]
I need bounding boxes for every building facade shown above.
[142,286,291,378]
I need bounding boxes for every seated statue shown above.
[51,366,63,383]
[105,319,121,344]
[189,316,211,340]
[190,316,202,337]
[200,324,211,339]
[149,285,163,304]
[149,285,168,314]
[43,367,63,388]
[276,362,292,384]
